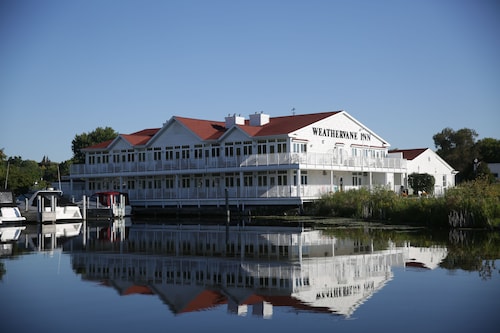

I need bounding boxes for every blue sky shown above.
[1,0,499,163]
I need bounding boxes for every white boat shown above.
[17,188,83,222]
[78,191,132,218]
[0,190,26,225]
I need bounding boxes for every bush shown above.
[444,177,500,228]
[313,179,500,229]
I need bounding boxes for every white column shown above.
[296,169,301,197]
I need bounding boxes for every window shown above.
[194,175,203,188]
[277,141,287,153]
[243,141,253,155]
[301,171,308,185]
[277,171,287,186]
[153,148,162,161]
[127,151,135,162]
[165,176,174,188]
[181,146,190,159]
[211,145,220,157]
[258,173,267,186]
[244,173,253,186]
[165,147,173,160]
[225,173,235,187]
[293,142,307,153]
[225,143,234,157]
[181,175,191,188]
[257,140,267,154]
[194,145,203,159]
[352,172,362,186]
[293,171,307,185]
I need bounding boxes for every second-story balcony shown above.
[70,152,406,177]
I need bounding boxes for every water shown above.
[1,219,499,332]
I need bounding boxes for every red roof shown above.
[389,148,427,160]
[122,128,160,145]
[84,111,342,150]
[175,116,227,140]
[240,111,341,137]
[89,139,114,149]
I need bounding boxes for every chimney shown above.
[225,114,245,128]
[249,112,270,126]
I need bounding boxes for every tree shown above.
[476,138,500,163]
[433,128,478,182]
[408,173,435,195]
[0,148,6,162]
[5,157,43,195]
[72,127,118,163]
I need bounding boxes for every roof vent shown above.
[225,114,245,128]
[249,112,270,126]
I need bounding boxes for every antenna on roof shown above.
[291,107,296,116]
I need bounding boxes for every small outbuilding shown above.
[388,148,457,196]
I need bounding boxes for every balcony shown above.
[70,152,406,177]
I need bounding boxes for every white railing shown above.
[70,153,406,176]
[122,184,344,205]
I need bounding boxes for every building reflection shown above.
[71,223,447,318]
[18,222,83,251]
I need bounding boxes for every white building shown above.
[388,148,457,196]
[69,110,447,210]
[487,163,500,182]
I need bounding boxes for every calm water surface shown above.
[1,219,499,333]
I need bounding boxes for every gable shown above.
[401,148,456,175]
[238,111,342,137]
[220,126,252,142]
[293,111,389,152]
[148,117,211,147]
[175,116,227,140]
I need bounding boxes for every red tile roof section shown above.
[175,116,227,140]
[89,139,114,149]
[389,148,427,160]
[176,111,342,140]
[84,128,160,149]
[85,111,342,149]
[241,111,341,137]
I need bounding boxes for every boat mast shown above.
[4,161,9,189]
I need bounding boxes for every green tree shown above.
[408,173,435,195]
[433,128,478,182]
[38,156,61,184]
[71,127,118,163]
[5,157,44,194]
[476,138,500,163]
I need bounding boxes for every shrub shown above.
[313,178,500,229]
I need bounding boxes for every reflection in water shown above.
[71,224,448,318]
[18,222,83,251]
[0,225,26,242]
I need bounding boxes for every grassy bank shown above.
[312,178,500,229]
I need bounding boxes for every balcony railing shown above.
[70,152,406,176]
[126,184,334,204]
